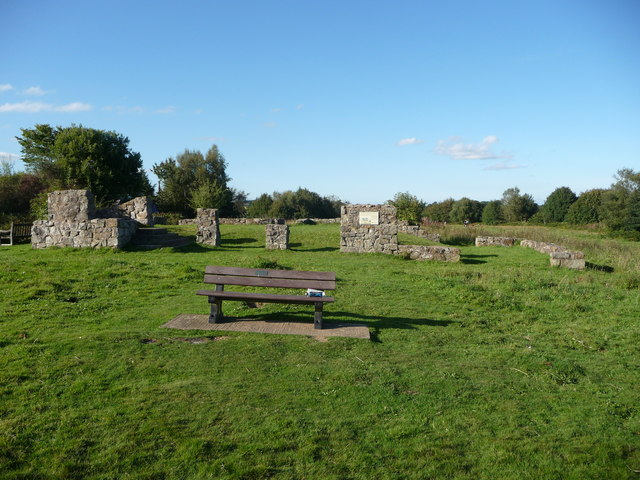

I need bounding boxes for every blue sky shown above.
[1,0,639,204]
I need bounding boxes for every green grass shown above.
[1,224,639,479]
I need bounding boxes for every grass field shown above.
[1,224,639,479]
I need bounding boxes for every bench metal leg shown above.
[314,302,323,329]
[209,298,223,323]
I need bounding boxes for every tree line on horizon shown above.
[1,124,638,238]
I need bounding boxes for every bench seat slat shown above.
[205,265,335,281]
[204,274,336,291]
[197,289,334,305]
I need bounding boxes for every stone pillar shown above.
[48,190,95,222]
[196,208,220,246]
[266,224,289,250]
[340,204,398,254]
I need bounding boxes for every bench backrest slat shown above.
[204,274,336,291]
[205,265,335,281]
[203,266,336,291]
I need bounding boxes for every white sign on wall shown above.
[359,212,379,225]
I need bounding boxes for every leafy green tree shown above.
[247,193,274,218]
[0,160,46,226]
[267,188,341,219]
[539,186,577,223]
[481,200,503,225]
[423,198,455,223]
[600,168,640,231]
[501,187,538,222]
[389,192,425,225]
[153,145,232,217]
[565,189,604,225]
[17,124,152,206]
[449,197,484,224]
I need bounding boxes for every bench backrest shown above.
[204,265,336,291]
[12,223,32,238]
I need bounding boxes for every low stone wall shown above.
[32,218,136,249]
[195,208,220,246]
[520,239,585,270]
[340,204,398,254]
[398,225,441,243]
[398,245,460,262]
[32,190,138,249]
[475,236,516,247]
[266,224,289,250]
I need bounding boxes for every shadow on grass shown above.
[229,310,455,337]
[290,246,340,252]
[586,261,614,273]
[460,254,498,265]
[222,237,260,246]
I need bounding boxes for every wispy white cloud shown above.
[23,86,48,96]
[54,102,92,112]
[154,106,175,114]
[434,135,512,160]
[0,84,14,93]
[0,100,92,113]
[271,107,283,113]
[0,151,21,162]
[264,122,277,128]
[483,163,525,171]
[397,137,424,146]
[295,104,304,110]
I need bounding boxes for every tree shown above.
[266,188,341,219]
[501,187,538,222]
[600,168,640,232]
[449,197,484,224]
[565,189,604,225]
[17,124,152,206]
[0,160,46,225]
[540,186,577,223]
[481,200,503,225]
[423,198,455,223]
[153,145,232,217]
[389,192,425,225]
[247,193,274,218]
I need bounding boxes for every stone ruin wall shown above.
[398,245,460,262]
[475,236,516,247]
[520,239,585,270]
[31,190,138,249]
[195,208,221,246]
[340,204,399,254]
[266,224,289,250]
[98,196,155,226]
[397,224,441,243]
[179,217,339,225]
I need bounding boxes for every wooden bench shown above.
[196,266,336,329]
[0,222,32,246]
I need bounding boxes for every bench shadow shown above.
[225,310,455,343]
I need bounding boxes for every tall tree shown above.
[389,192,425,225]
[16,124,152,206]
[247,193,274,218]
[540,186,577,223]
[152,145,232,217]
[423,198,455,223]
[501,187,538,222]
[565,189,604,225]
[600,168,640,231]
[449,197,484,224]
[481,200,503,225]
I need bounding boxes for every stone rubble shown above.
[195,208,221,246]
[266,224,289,250]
